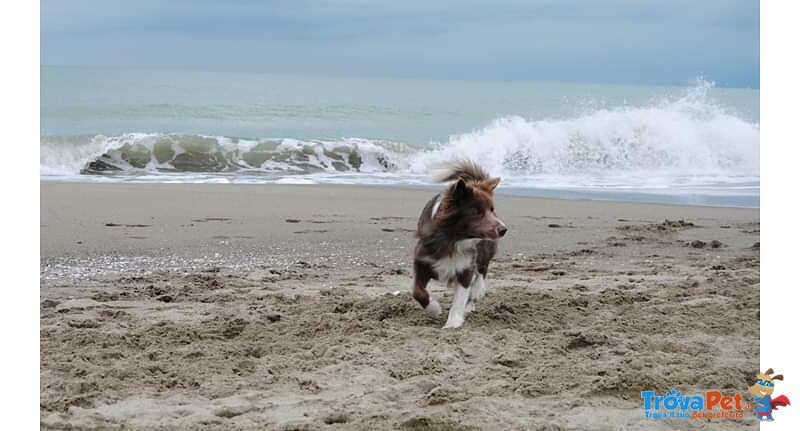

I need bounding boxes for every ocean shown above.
[40,66,760,207]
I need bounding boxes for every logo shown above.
[640,389,750,420]
[745,368,791,422]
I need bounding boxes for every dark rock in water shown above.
[81,158,122,174]
[76,135,390,175]
[709,240,723,248]
[322,149,344,162]
[171,152,230,172]
[376,154,391,170]
[348,150,363,171]
[751,242,760,250]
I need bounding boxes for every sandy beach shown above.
[40,182,760,430]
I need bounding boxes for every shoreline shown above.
[40,178,760,209]
[41,181,760,430]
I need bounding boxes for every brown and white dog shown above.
[412,160,507,328]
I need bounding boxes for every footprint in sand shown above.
[381,227,414,233]
[192,217,232,223]
[286,218,335,224]
[293,229,329,234]
[105,222,151,228]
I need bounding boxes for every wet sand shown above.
[41,182,760,430]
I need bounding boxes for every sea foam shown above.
[41,81,759,193]
[407,82,759,188]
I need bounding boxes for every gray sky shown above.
[41,0,759,87]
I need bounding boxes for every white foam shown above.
[407,81,759,189]
[274,177,315,185]
[39,81,759,196]
[40,133,412,178]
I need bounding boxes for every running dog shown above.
[411,160,507,328]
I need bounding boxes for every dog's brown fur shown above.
[411,161,507,325]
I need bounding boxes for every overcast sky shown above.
[40,0,759,87]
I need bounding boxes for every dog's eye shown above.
[490,206,495,213]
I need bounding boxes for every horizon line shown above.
[40,64,760,90]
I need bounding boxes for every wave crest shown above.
[408,82,759,183]
[41,134,410,176]
[41,81,759,190]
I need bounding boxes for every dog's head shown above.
[438,177,507,240]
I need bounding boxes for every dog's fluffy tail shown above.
[430,159,490,183]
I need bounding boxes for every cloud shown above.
[40,0,759,87]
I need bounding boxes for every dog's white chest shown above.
[431,239,478,281]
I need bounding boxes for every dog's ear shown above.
[772,374,784,381]
[483,177,501,191]
[766,368,775,375]
[453,178,471,201]
[746,378,756,387]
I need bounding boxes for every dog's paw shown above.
[465,301,475,315]
[470,288,485,303]
[442,315,464,329]
[425,300,442,317]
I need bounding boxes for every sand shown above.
[41,183,760,430]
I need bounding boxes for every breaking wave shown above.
[408,82,759,188]
[40,134,410,176]
[41,82,759,191]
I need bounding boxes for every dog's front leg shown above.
[443,270,473,329]
[469,273,487,305]
[412,261,440,316]
[465,273,479,315]
[472,240,496,305]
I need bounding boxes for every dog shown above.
[411,160,507,328]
